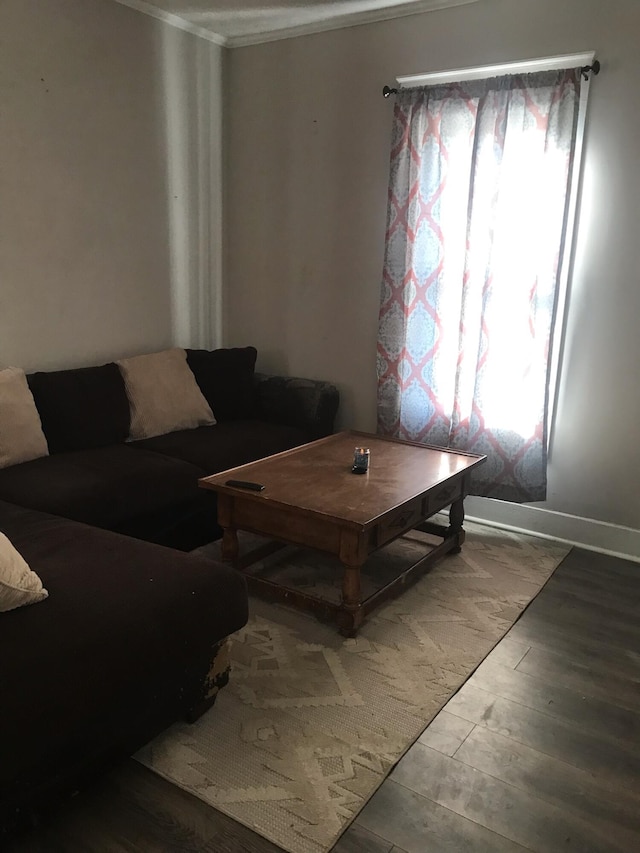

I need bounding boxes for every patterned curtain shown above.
[377,70,581,502]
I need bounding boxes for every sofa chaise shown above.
[0,499,247,831]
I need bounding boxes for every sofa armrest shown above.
[253,373,339,440]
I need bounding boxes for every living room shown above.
[2,0,639,850]
[4,0,640,556]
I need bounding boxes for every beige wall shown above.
[1,0,223,372]
[226,0,640,530]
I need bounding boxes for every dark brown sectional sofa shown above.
[0,346,339,833]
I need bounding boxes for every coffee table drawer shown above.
[428,480,463,515]
[377,497,424,546]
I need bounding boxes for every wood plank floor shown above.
[6,547,640,853]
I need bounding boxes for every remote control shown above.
[225,479,265,491]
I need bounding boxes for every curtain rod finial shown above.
[580,59,600,81]
[383,85,398,98]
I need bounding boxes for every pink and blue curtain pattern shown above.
[377,70,581,502]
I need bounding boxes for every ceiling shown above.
[115,0,479,47]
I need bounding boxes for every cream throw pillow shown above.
[0,532,49,612]
[0,367,49,469]
[118,348,216,440]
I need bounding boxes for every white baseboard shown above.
[456,497,640,565]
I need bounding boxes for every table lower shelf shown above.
[224,517,466,636]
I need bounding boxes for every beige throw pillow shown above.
[118,348,216,440]
[0,532,49,612]
[0,367,49,469]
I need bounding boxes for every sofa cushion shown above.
[0,445,208,534]
[118,348,215,440]
[186,347,257,421]
[27,362,131,453]
[0,368,49,470]
[0,500,247,813]
[0,531,48,612]
[130,419,309,474]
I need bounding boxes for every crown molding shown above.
[111,0,478,50]
[225,0,478,48]
[111,0,229,47]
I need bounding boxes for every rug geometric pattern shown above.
[135,523,569,853]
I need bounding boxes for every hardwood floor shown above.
[6,547,640,853]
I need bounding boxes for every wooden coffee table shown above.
[199,431,485,635]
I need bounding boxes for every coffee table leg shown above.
[447,496,466,553]
[221,526,240,567]
[339,563,364,637]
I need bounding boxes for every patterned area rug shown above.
[135,523,569,853]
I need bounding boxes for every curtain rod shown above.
[382,59,601,98]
